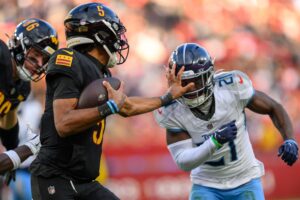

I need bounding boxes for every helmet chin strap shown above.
[182,91,213,110]
[94,33,118,68]
[196,96,213,114]
[183,95,207,108]
[102,44,117,68]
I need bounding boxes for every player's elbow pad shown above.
[168,138,217,171]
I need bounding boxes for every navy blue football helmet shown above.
[64,3,129,67]
[169,43,214,108]
[9,18,59,82]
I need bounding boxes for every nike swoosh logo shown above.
[63,50,74,55]
[157,109,162,114]
[237,75,243,84]
[218,127,227,132]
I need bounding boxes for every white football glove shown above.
[23,128,41,155]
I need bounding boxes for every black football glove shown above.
[278,139,298,166]
[213,120,237,145]
[4,170,16,185]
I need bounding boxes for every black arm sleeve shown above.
[0,122,19,150]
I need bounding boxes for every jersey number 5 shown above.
[93,120,105,145]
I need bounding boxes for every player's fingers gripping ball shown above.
[77,77,121,109]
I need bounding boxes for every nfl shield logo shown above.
[48,186,55,195]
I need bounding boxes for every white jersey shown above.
[154,70,264,189]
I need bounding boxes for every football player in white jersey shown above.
[154,43,298,200]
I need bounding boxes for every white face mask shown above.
[16,65,32,81]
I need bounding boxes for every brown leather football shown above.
[77,77,121,109]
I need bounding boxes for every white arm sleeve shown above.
[167,138,217,171]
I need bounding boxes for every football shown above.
[77,77,121,109]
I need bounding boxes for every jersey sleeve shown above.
[232,70,255,107]
[48,74,81,99]
[46,48,82,99]
[215,70,254,108]
[153,104,186,133]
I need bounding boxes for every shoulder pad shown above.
[46,48,82,82]
[215,70,254,100]
[153,102,185,132]
[48,48,75,68]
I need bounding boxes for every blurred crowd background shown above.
[1,0,300,199]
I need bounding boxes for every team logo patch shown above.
[55,54,73,67]
[48,186,56,195]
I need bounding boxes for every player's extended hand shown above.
[165,63,194,100]
[278,139,298,166]
[213,120,237,145]
[24,127,41,155]
[103,80,127,112]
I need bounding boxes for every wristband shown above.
[211,136,223,149]
[160,92,173,106]
[106,101,116,114]
[4,150,21,170]
[98,103,114,118]
[108,100,119,113]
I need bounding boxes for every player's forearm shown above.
[247,91,294,140]
[0,153,14,174]
[120,96,162,117]
[55,107,102,137]
[168,138,217,171]
[14,146,34,161]
[0,146,32,174]
[270,103,294,140]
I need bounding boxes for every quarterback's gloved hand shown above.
[4,170,16,186]
[278,139,298,166]
[213,120,237,145]
[23,128,41,155]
